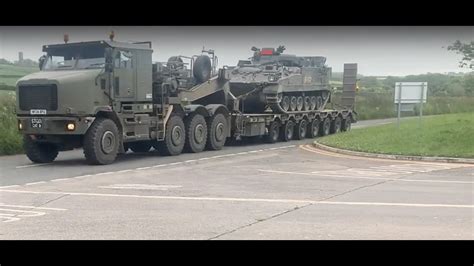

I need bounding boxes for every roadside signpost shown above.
[394,82,428,128]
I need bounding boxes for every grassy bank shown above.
[318,113,474,158]
[0,64,38,89]
[0,90,23,155]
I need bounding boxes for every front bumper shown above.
[17,116,94,135]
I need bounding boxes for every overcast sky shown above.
[0,26,472,76]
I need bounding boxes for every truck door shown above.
[113,50,136,100]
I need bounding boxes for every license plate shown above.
[30,118,43,128]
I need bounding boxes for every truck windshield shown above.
[42,44,106,71]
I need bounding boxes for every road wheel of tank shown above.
[310,96,317,110]
[83,118,119,165]
[303,96,311,111]
[156,115,185,156]
[296,96,304,111]
[290,96,297,111]
[319,117,331,136]
[184,113,208,153]
[330,116,342,134]
[128,141,152,153]
[263,121,280,143]
[193,55,212,83]
[281,96,290,112]
[316,96,323,110]
[206,113,227,150]
[341,118,352,132]
[307,118,320,138]
[295,119,308,140]
[23,135,59,163]
[280,120,294,142]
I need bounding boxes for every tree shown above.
[447,40,473,69]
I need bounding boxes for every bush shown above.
[0,91,23,155]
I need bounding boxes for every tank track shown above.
[267,92,330,114]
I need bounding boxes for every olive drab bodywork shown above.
[227,46,332,113]
[16,36,357,165]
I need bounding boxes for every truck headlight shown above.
[18,121,23,130]
[66,122,76,131]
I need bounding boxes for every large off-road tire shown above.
[83,118,120,165]
[263,121,280,143]
[129,141,152,153]
[193,55,212,83]
[184,113,207,153]
[206,113,227,150]
[295,119,307,140]
[280,120,294,142]
[307,118,320,138]
[341,118,352,132]
[156,115,185,156]
[23,135,58,163]
[330,116,342,134]
[319,117,331,136]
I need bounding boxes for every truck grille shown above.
[19,84,58,111]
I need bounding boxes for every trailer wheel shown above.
[206,113,227,150]
[83,118,119,165]
[156,115,185,156]
[330,117,342,134]
[129,141,152,153]
[319,117,331,136]
[295,119,307,140]
[23,135,58,163]
[264,121,280,143]
[184,113,208,153]
[280,121,294,142]
[341,118,352,132]
[307,118,320,138]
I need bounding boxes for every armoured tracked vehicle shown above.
[228,46,332,113]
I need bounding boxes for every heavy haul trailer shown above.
[16,36,357,165]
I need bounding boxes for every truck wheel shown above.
[156,115,185,156]
[23,136,58,163]
[129,141,152,153]
[206,113,227,150]
[184,113,207,153]
[341,118,352,132]
[280,121,294,142]
[295,119,307,140]
[307,119,320,138]
[330,117,342,134]
[319,118,331,136]
[83,118,119,165]
[263,121,280,143]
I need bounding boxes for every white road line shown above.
[95,172,115,176]
[25,181,46,186]
[99,184,182,190]
[0,185,20,189]
[0,204,66,211]
[116,169,134,173]
[0,208,45,217]
[15,163,53,169]
[136,167,152,170]
[167,162,182,166]
[184,160,197,163]
[51,178,69,182]
[0,189,472,209]
[258,169,474,184]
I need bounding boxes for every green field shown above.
[318,113,474,158]
[0,64,38,88]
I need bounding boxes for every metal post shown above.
[397,83,402,129]
[419,82,424,128]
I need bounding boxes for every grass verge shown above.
[0,90,23,155]
[318,113,474,158]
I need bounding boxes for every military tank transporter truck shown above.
[16,36,358,165]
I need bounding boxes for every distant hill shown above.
[0,64,39,90]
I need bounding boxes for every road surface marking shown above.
[136,166,152,170]
[0,204,66,223]
[25,181,46,186]
[99,184,182,191]
[1,189,472,209]
[258,169,474,184]
[0,203,66,211]
[51,178,70,182]
[0,185,20,189]
[15,163,53,169]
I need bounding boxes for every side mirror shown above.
[38,55,46,70]
[105,48,114,72]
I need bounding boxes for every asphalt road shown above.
[1,117,472,239]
